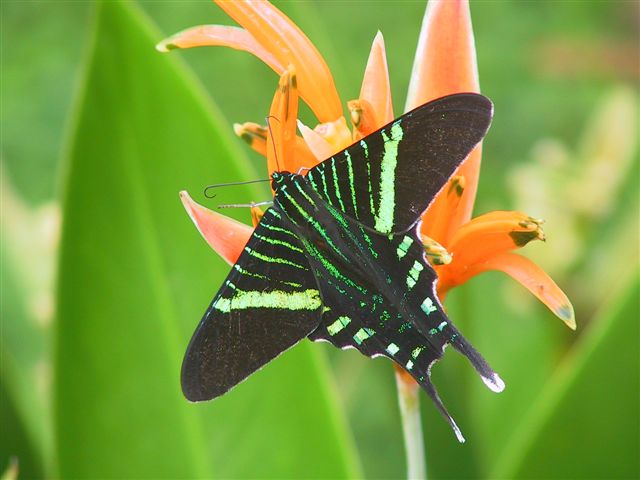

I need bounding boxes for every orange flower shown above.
[159,0,574,329]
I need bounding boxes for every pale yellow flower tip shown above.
[314,117,352,151]
[557,302,577,331]
[421,234,453,266]
[297,119,334,161]
[155,39,177,53]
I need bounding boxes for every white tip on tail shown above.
[482,372,506,393]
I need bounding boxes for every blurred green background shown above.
[1,1,638,478]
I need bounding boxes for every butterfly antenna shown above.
[217,200,273,209]
[265,115,282,173]
[203,178,271,199]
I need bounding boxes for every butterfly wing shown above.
[182,208,323,401]
[306,93,493,234]
[306,222,503,441]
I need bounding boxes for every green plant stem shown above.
[395,370,426,480]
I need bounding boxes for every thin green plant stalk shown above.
[395,369,426,480]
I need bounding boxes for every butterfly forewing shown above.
[306,93,493,234]
[181,208,323,401]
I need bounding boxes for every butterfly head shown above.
[271,171,292,191]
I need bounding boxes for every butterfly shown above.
[182,92,503,441]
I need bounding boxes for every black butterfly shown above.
[182,93,503,441]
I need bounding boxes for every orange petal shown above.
[405,0,479,109]
[442,252,576,329]
[298,120,334,161]
[358,31,394,130]
[421,175,465,244]
[233,122,318,169]
[180,190,253,265]
[347,99,377,141]
[266,67,299,177]
[407,0,483,242]
[234,122,268,157]
[215,0,342,123]
[447,211,545,267]
[424,148,482,244]
[250,205,264,227]
[156,25,285,72]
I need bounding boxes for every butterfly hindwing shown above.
[306,93,493,234]
[181,207,323,401]
[306,222,503,439]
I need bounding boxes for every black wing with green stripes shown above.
[306,223,503,441]
[306,93,493,234]
[181,208,323,401]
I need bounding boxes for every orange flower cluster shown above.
[159,0,574,329]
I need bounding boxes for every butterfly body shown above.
[182,93,503,441]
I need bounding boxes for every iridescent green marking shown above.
[353,327,375,345]
[412,347,423,359]
[301,238,367,294]
[307,172,320,193]
[325,202,350,231]
[428,321,447,335]
[316,269,349,296]
[244,246,306,269]
[406,360,414,370]
[291,179,317,208]
[318,169,331,205]
[266,208,281,219]
[330,158,346,212]
[421,297,437,315]
[261,222,298,239]
[375,121,403,233]
[399,322,412,333]
[281,184,349,262]
[253,232,303,253]
[359,226,379,259]
[327,316,351,335]
[407,260,424,290]
[366,161,375,217]
[233,264,302,288]
[396,235,413,259]
[360,139,369,158]
[344,151,358,218]
[214,288,321,313]
[386,343,400,355]
[360,140,375,217]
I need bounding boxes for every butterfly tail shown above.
[420,374,466,443]
[448,326,505,394]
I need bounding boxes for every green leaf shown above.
[415,274,565,479]
[0,380,44,480]
[0,223,52,476]
[493,270,640,479]
[55,1,359,478]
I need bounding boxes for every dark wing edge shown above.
[306,93,494,234]
[181,208,323,401]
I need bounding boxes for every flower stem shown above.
[395,367,427,480]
